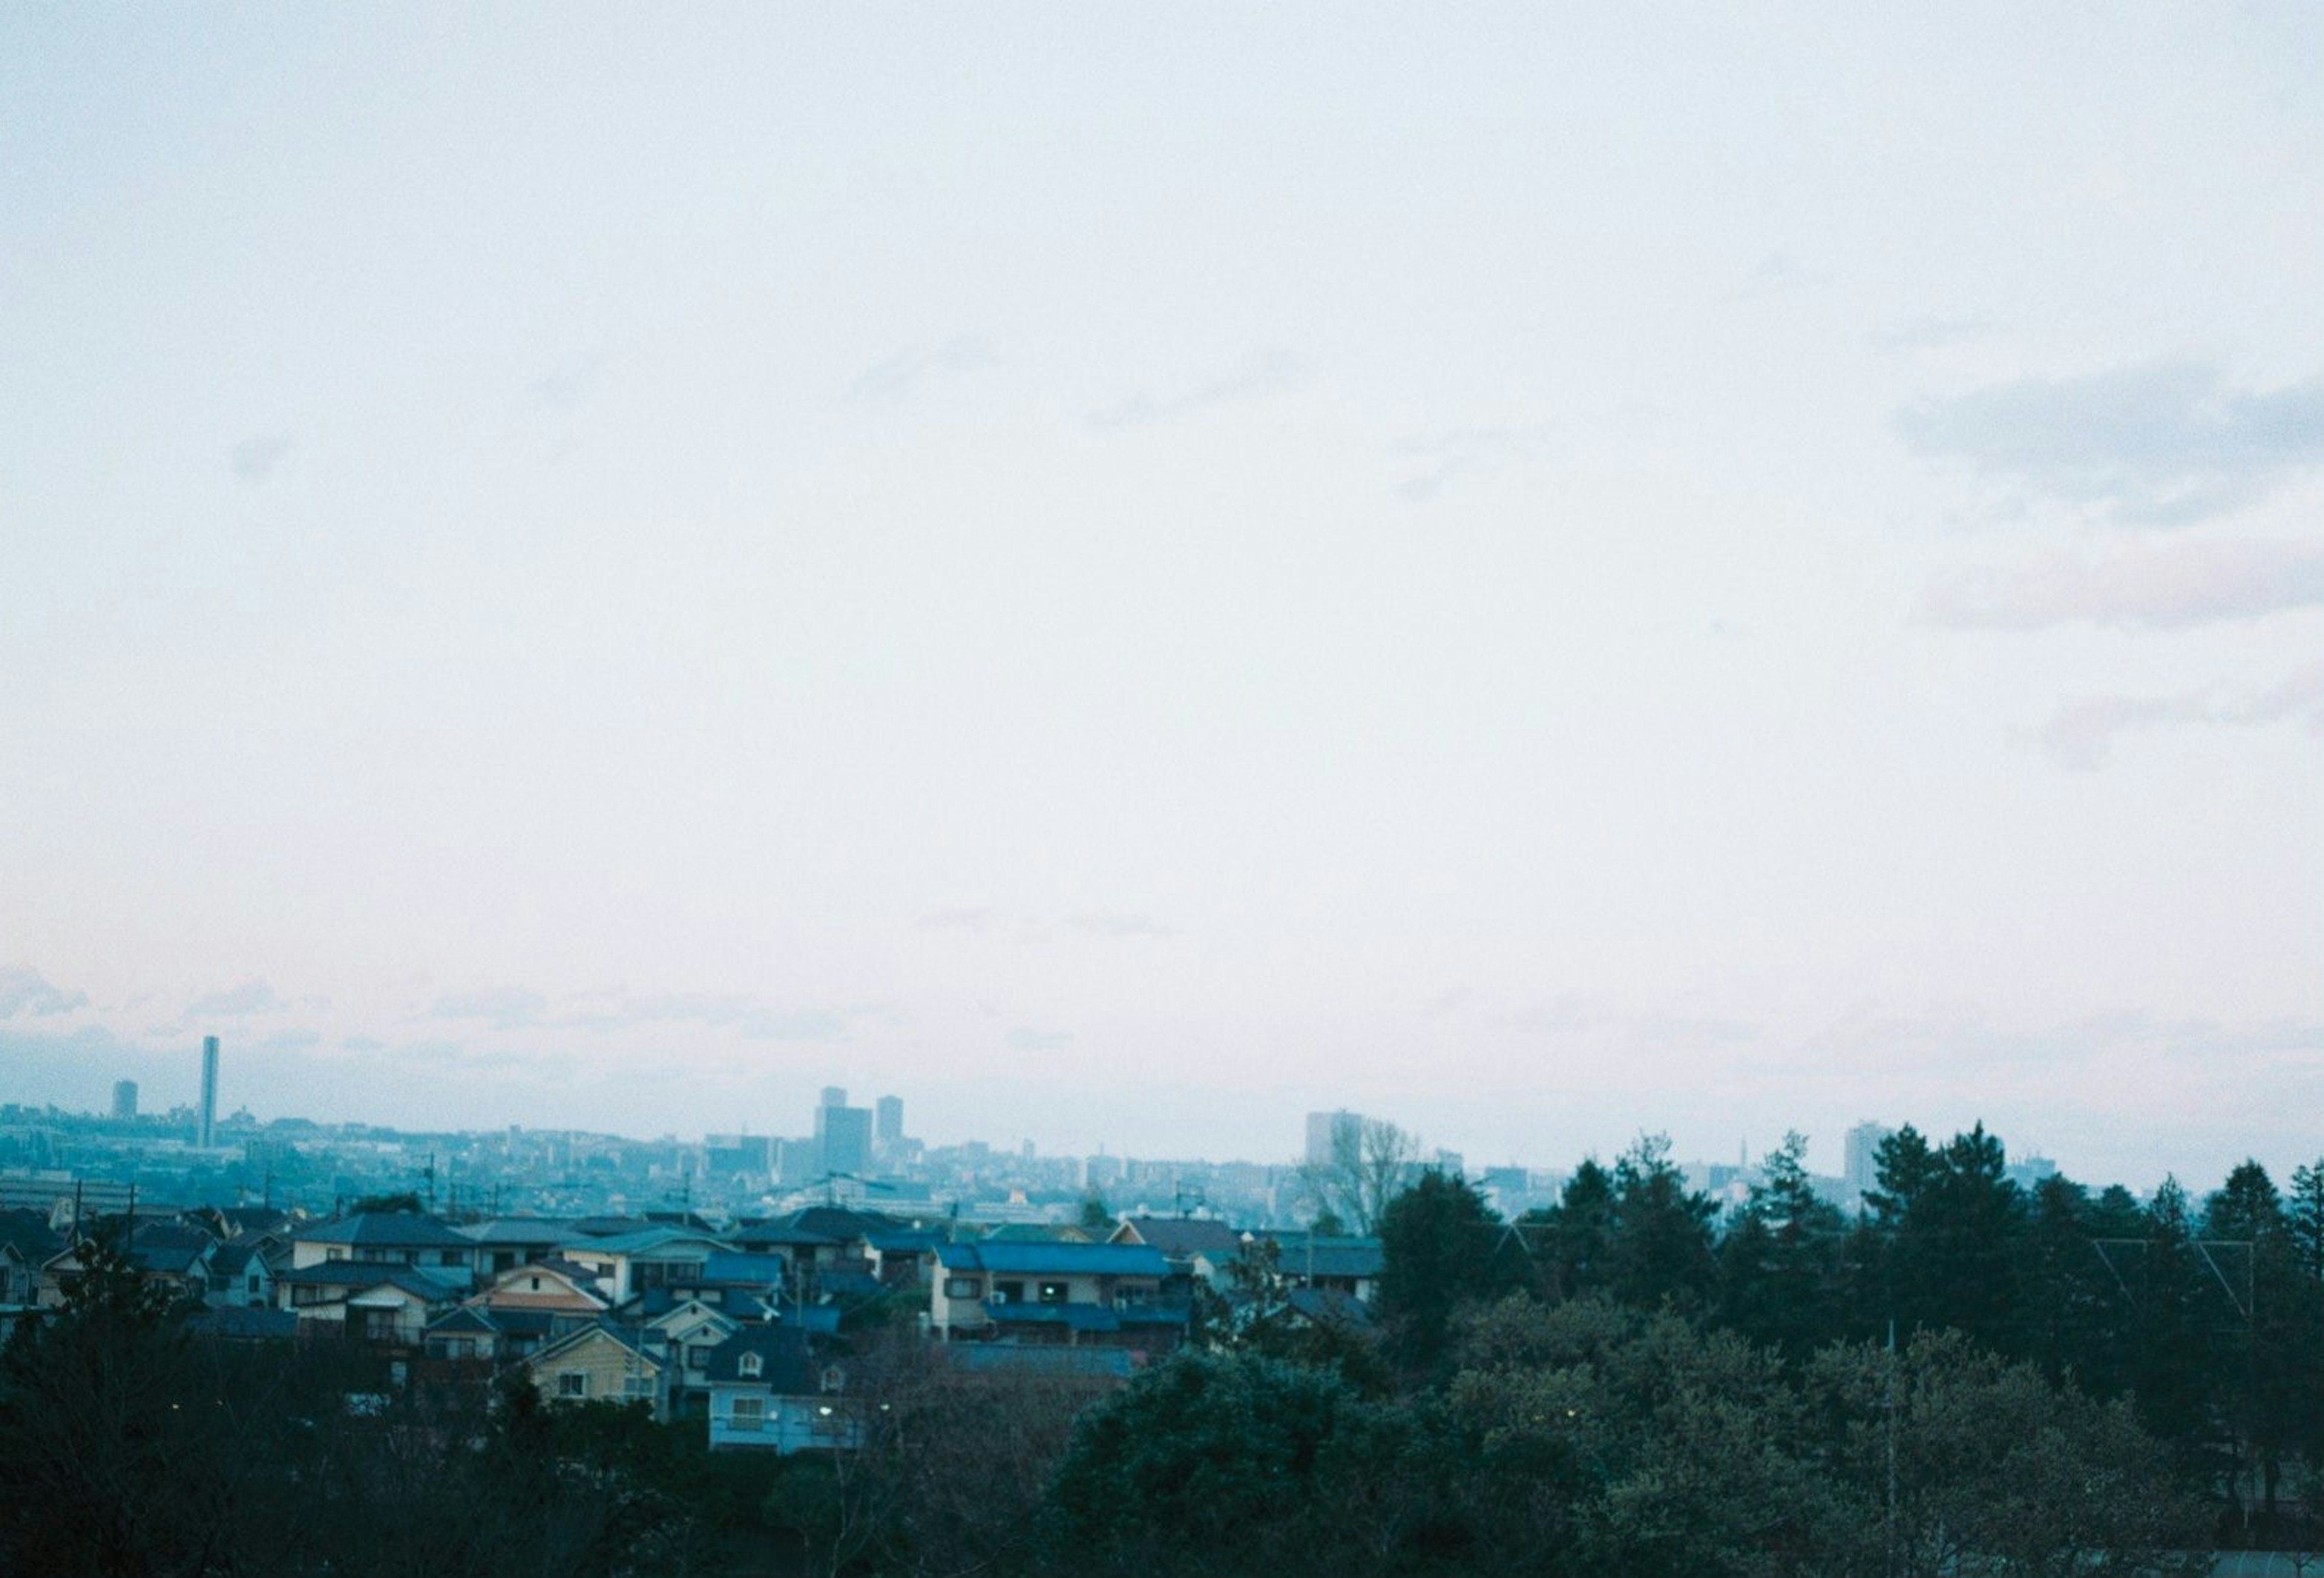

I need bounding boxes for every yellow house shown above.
[521,1323,675,1420]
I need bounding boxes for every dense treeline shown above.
[2,1127,2318,1576]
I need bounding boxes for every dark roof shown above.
[1116,1217,1244,1258]
[936,1241,1170,1277]
[126,1223,215,1275]
[425,1306,504,1336]
[703,1323,822,1390]
[865,1228,945,1255]
[0,1210,64,1260]
[729,1221,841,1250]
[209,1243,261,1277]
[1264,1235,1385,1280]
[213,1206,293,1234]
[692,1252,787,1287]
[985,1300,1191,1333]
[295,1212,474,1251]
[278,1261,467,1297]
[564,1226,725,1257]
[1285,1287,1374,1328]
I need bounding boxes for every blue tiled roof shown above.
[935,1241,1169,1277]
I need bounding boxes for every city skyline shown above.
[4,8,2319,1192]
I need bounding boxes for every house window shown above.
[819,1365,845,1395]
[246,1274,262,1294]
[326,1247,346,1262]
[623,1375,653,1397]
[739,1352,763,1378]
[528,1277,542,1291]
[439,1251,464,1266]
[730,1396,763,1430]
[942,1277,981,1299]
[556,1372,587,1398]
[1037,1281,1069,1304]
[993,1281,1024,1304]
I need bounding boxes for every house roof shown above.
[0,1209,64,1260]
[934,1241,1170,1278]
[209,1243,261,1277]
[563,1226,726,1258]
[703,1323,822,1390]
[1114,1217,1244,1258]
[278,1261,467,1297]
[729,1221,842,1249]
[982,1223,1097,1243]
[459,1217,582,1246]
[528,1321,665,1371]
[425,1306,504,1336]
[864,1229,945,1255]
[212,1206,294,1235]
[125,1223,215,1275]
[1262,1235,1385,1280]
[295,1212,475,1251]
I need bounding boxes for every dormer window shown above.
[819,1365,844,1394]
[738,1353,763,1378]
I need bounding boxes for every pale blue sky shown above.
[3,5,2319,1188]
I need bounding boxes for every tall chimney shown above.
[199,1036,219,1149]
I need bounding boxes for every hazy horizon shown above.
[4,7,2319,1194]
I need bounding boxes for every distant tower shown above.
[819,1085,847,1110]
[875,1094,904,1148]
[199,1036,219,1148]
[1843,1120,1893,1200]
[112,1080,139,1122]
[1304,1110,1362,1166]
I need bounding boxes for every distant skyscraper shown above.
[1304,1110,1361,1167]
[199,1036,219,1149]
[820,1085,847,1110]
[815,1101,872,1177]
[875,1094,903,1148]
[112,1080,138,1122]
[1843,1120,1893,1200]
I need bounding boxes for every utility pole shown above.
[1885,1317,1898,1578]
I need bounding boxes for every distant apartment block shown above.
[112,1080,138,1122]
[1304,1110,1362,1167]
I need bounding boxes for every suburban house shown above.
[1109,1215,1246,1298]
[1262,1233,1385,1304]
[929,1240,1181,1348]
[522,1322,676,1419]
[459,1217,581,1277]
[704,1324,854,1453]
[206,1240,274,1309]
[275,1263,463,1344]
[290,1212,478,1278]
[556,1226,727,1303]
[639,1297,744,1415]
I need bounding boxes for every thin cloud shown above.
[1393,424,1552,504]
[0,965,88,1018]
[916,906,996,933]
[851,335,994,401]
[1089,347,1300,430]
[1005,1025,1075,1052]
[230,433,294,485]
[531,353,605,410]
[1062,912,1175,941]
[188,978,286,1017]
[1923,538,2324,631]
[2036,663,2324,769]
[1896,361,2324,525]
[428,985,549,1028]
[559,991,847,1044]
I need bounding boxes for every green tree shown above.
[1376,1171,1530,1379]
[1526,1157,1615,1302]
[1716,1131,1846,1358]
[1604,1135,1715,1312]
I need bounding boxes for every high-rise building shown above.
[1843,1120,1893,1201]
[815,1102,872,1178]
[875,1094,904,1148]
[112,1080,138,1122]
[819,1085,847,1110]
[199,1036,219,1149]
[1304,1110,1362,1167]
